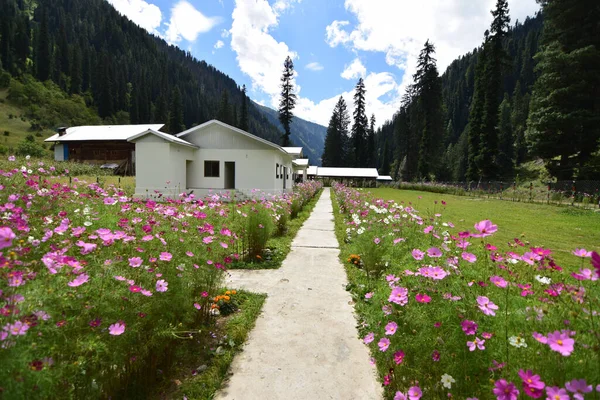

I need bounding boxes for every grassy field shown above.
[368,187,600,267]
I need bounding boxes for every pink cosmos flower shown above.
[490,275,508,288]
[363,332,375,344]
[202,236,214,244]
[547,331,575,356]
[374,237,381,244]
[156,280,168,292]
[365,292,373,299]
[159,252,172,261]
[545,387,569,400]
[493,379,519,400]
[572,248,591,257]
[393,238,405,244]
[394,392,407,400]
[9,321,29,336]
[220,242,229,248]
[68,273,89,287]
[378,337,391,352]
[0,227,16,249]
[461,320,478,335]
[518,369,545,398]
[129,285,142,293]
[532,332,548,344]
[461,252,477,263]
[412,249,425,260]
[408,386,422,400]
[467,337,485,351]
[385,321,398,335]
[427,247,442,258]
[415,293,431,303]
[389,287,409,306]
[431,349,440,361]
[194,303,202,310]
[109,322,126,336]
[565,379,592,399]
[186,251,194,257]
[129,257,143,268]
[424,225,433,234]
[393,350,405,365]
[472,220,498,237]
[571,268,598,281]
[201,291,209,297]
[591,251,600,274]
[477,296,499,316]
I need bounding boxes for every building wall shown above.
[54,144,65,161]
[133,135,175,197]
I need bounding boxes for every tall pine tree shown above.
[351,78,368,167]
[496,93,514,177]
[278,56,296,146]
[322,96,350,167]
[527,0,600,179]
[240,84,249,132]
[367,114,376,167]
[168,87,185,134]
[35,7,50,82]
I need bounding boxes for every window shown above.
[276,163,279,178]
[204,161,220,177]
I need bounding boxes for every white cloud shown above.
[230,0,297,97]
[106,0,162,35]
[341,58,366,80]
[221,29,231,38]
[214,40,225,49]
[305,62,324,71]
[165,1,222,43]
[326,0,540,104]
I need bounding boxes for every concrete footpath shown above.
[215,188,382,400]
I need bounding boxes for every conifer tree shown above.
[527,0,600,179]
[322,96,349,167]
[168,87,185,134]
[240,84,249,132]
[367,114,376,167]
[351,78,368,167]
[380,139,391,175]
[496,94,514,177]
[69,46,82,94]
[278,56,296,146]
[217,90,232,125]
[35,7,50,81]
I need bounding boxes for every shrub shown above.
[244,207,274,261]
[16,139,46,157]
[3,130,9,136]
[0,70,10,88]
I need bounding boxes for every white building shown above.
[128,120,308,199]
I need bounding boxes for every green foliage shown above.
[322,96,350,167]
[351,78,368,167]
[0,70,10,88]
[244,207,274,261]
[16,138,45,156]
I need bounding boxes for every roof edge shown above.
[128,129,198,149]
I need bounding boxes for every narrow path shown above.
[215,188,382,400]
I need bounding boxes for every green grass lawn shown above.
[367,187,600,267]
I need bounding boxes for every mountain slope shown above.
[0,0,322,154]
[255,103,326,166]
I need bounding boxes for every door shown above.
[225,162,235,189]
[283,166,287,189]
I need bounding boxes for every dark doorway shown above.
[283,166,287,189]
[225,162,235,189]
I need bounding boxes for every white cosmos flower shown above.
[509,336,527,348]
[441,373,456,389]
[535,275,551,285]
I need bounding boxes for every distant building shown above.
[129,120,309,199]
[45,124,164,174]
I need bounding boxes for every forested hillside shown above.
[370,0,599,182]
[0,0,326,157]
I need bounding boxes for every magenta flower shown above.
[129,285,142,293]
[109,322,126,336]
[155,279,168,292]
[472,220,498,237]
[129,257,143,268]
[394,392,407,400]
[461,252,477,263]
[572,248,591,257]
[547,331,575,356]
[565,379,592,398]
[363,332,375,344]
[493,379,519,400]
[532,332,548,344]
[518,369,545,398]
[67,273,89,287]
[412,249,425,260]
[374,237,381,244]
[427,247,442,258]
[407,386,422,400]
[431,349,440,361]
[389,286,409,306]
[385,321,398,335]
[220,242,229,248]
[415,293,431,303]
[393,350,405,365]
[545,387,569,400]
[0,227,16,249]
[89,318,102,328]
[477,296,499,316]
[9,321,29,336]
[378,337,391,352]
[482,332,493,339]
[490,275,508,288]
[591,251,600,274]
[467,337,485,351]
[461,320,478,335]
[365,292,373,299]
[159,252,172,261]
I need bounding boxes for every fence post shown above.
[529,182,533,202]
[571,180,576,206]
[547,182,551,205]
[500,181,503,200]
[69,176,72,185]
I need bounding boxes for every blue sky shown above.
[107,0,540,127]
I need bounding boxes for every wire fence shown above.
[390,180,600,208]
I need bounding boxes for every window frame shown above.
[204,160,220,178]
